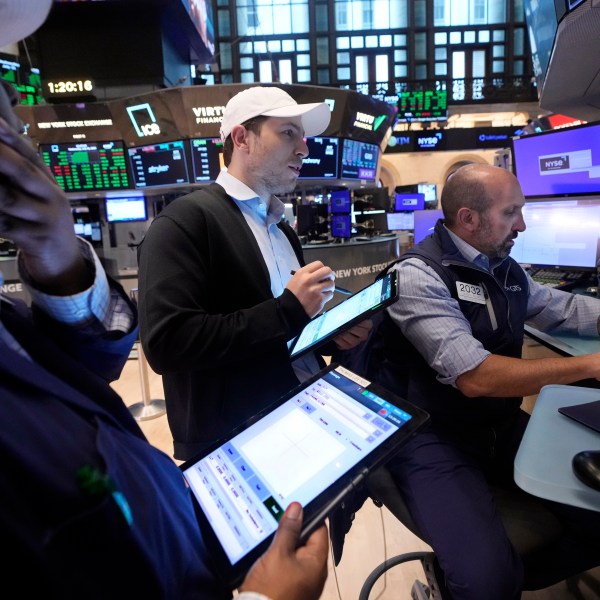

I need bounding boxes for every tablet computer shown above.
[180,363,429,590]
[288,270,398,360]
[558,399,600,434]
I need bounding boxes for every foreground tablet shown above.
[180,363,429,590]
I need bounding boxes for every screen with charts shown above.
[189,137,223,182]
[339,139,379,180]
[510,199,600,269]
[128,140,191,188]
[39,140,131,192]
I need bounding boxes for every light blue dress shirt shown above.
[0,238,134,360]
[388,225,600,387]
[215,170,321,381]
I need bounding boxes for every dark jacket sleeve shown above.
[137,188,311,374]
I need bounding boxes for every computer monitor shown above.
[330,214,352,239]
[511,121,600,199]
[329,189,352,214]
[510,198,600,270]
[386,212,414,231]
[417,183,438,206]
[128,140,192,188]
[189,137,223,183]
[71,203,102,246]
[339,139,378,180]
[299,137,340,180]
[105,195,148,223]
[413,209,444,244]
[394,193,425,211]
[39,140,131,192]
[296,203,328,238]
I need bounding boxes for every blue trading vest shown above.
[378,220,530,430]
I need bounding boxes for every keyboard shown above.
[529,268,592,291]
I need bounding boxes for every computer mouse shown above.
[572,450,600,492]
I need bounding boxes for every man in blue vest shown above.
[379,164,600,599]
[0,2,328,597]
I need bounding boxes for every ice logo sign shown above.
[126,103,161,138]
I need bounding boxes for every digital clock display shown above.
[45,79,94,95]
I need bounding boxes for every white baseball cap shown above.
[0,0,53,47]
[219,86,331,142]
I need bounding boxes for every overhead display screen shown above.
[396,89,448,122]
[39,140,130,192]
[299,137,339,179]
[128,140,192,188]
[189,137,223,182]
[339,139,378,180]
[511,122,600,198]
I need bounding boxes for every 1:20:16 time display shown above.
[46,80,93,94]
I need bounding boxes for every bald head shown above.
[441,164,521,227]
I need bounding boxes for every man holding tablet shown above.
[138,86,371,461]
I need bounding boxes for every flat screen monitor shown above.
[511,122,600,199]
[128,140,191,188]
[330,214,352,238]
[39,140,130,192]
[340,139,378,180]
[71,204,102,246]
[413,209,444,244]
[417,183,438,205]
[523,0,559,92]
[105,195,148,223]
[386,212,414,231]
[190,137,223,183]
[296,203,328,238]
[394,193,425,212]
[329,189,351,214]
[510,198,600,270]
[299,137,339,179]
[396,88,448,122]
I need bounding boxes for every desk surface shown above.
[515,384,600,511]
[524,324,600,357]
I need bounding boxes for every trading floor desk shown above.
[524,286,600,357]
[302,234,400,307]
[515,384,600,512]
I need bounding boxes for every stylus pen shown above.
[290,270,353,295]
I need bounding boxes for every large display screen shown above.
[330,214,352,238]
[189,137,223,182]
[39,140,130,192]
[105,195,148,223]
[339,139,378,180]
[511,122,600,199]
[510,198,600,269]
[299,137,339,179]
[128,140,192,188]
[396,88,448,122]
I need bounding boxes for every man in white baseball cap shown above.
[138,85,372,461]
[0,3,330,598]
[219,85,331,142]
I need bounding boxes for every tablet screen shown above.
[289,271,398,359]
[180,363,428,590]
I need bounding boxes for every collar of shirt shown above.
[216,169,285,224]
[444,225,506,272]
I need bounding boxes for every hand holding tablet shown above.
[180,363,429,590]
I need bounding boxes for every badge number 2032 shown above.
[456,281,486,305]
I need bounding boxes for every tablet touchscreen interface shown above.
[289,271,398,360]
[180,363,428,590]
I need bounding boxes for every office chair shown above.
[359,465,566,600]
